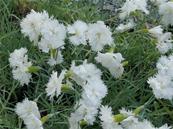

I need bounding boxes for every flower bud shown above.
[27,66,40,73]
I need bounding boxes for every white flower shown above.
[74,100,99,124]
[69,61,108,127]
[148,72,173,100]
[67,20,88,45]
[70,60,102,86]
[15,98,41,120]
[21,10,66,53]
[156,32,173,54]
[100,105,123,129]
[95,52,124,78]
[46,70,66,99]
[47,50,64,66]
[15,98,43,129]
[148,55,173,100]
[25,114,43,129]
[9,48,32,86]
[116,20,135,33]
[125,119,156,129]
[119,108,138,128]
[156,55,173,75]
[38,18,66,53]
[68,112,82,129]
[149,26,173,54]
[82,78,108,106]
[20,10,49,43]
[159,2,173,26]
[149,25,163,39]
[86,21,113,51]
[119,0,149,20]
[12,66,32,86]
[69,78,108,126]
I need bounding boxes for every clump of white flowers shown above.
[12,4,173,129]
[116,20,135,33]
[15,98,43,129]
[46,70,66,99]
[9,48,32,86]
[21,10,66,52]
[67,20,88,46]
[100,105,171,129]
[21,10,115,64]
[21,10,66,66]
[148,54,173,100]
[119,0,149,20]
[86,21,113,51]
[159,2,173,26]
[68,60,108,129]
[95,52,125,78]
[149,25,173,54]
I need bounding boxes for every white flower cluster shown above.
[13,2,173,128]
[95,52,124,78]
[9,48,32,86]
[149,25,173,54]
[68,60,108,129]
[20,10,66,66]
[100,105,171,129]
[148,54,173,100]
[21,10,66,53]
[21,10,114,66]
[119,0,149,20]
[15,98,43,129]
[68,20,113,51]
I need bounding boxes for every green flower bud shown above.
[61,84,73,93]
[80,119,88,127]
[113,114,127,123]
[133,105,144,116]
[50,49,57,59]
[122,61,128,66]
[65,70,74,79]
[41,114,53,124]
[27,66,41,73]
[108,47,115,53]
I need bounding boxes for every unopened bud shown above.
[27,66,40,73]
[113,114,127,123]
[80,119,88,127]
[41,114,53,124]
[133,105,144,116]
[122,61,128,66]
